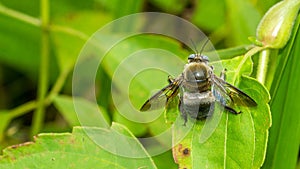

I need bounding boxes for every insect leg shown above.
[224,105,241,114]
[168,75,175,83]
[220,68,227,80]
[178,100,187,126]
[216,96,241,115]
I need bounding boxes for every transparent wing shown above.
[140,78,182,112]
[211,74,257,107]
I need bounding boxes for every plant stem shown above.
[10,101,37,118]
[45,68,71,104]
[31,0,50,136]
[207,45,254,62]
[256,49,270,85]
[0,3,40,26]
[0,3,89,42]
[50,24,90,41]
[232,46,266,84]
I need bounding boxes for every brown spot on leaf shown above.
[9,141,34,149]
[177,144,183,152]
[70,137,76,144]
[183,148,190,156]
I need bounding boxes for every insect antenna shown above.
[199,38,210,55]
[190,39,199,54]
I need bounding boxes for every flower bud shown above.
[256,0,300,48]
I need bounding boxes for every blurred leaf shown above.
[148,0,188,14]
[0,1,112,79]
[96,0,144,18]
[0,14,59,81]
[208,45,253,61]
[255,0,279,14]
[0,125,157,169]
[147,112,172,137]
[53,95,111,127]
[1,0,96,18]
[262,14,300,169]
[96,67,112,110]
[52,11,112,71]
[192,0,225,31]
[52,11,112,36]
[173,56,271,168]
[0,0,39,17]
[53,95,80,126]
[113,111,148,137]
[50,0,96,16]
[226,0,261,45]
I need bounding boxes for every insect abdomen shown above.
[180,91,215,119]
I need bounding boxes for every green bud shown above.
[256,0,300,48]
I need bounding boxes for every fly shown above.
[140,40,257,124]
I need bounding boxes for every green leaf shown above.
[113,111,148,137]
[52,11,112,71]
[0,125,157,169]
[95,0,144,18]
[0,14,59,81]
[152,150,177,169]
[148,0,188,14]
[192,0,225,31]
[226,0,261,45]
[173,56,271,168]
[255,0,278,14]
[53,95,111,127]
[0,0,39,17]
[53,95,81,126]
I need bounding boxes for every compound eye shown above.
[201,55,209,62]
[188,54,196,60]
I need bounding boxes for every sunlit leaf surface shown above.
[0,125,157,169]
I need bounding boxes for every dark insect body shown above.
[140,46,257,124]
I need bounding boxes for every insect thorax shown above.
[182,62,211,92]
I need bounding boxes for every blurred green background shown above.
[0,0,299,168]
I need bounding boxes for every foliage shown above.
[0,0,299,168]
[172,56,271,168]
[0,125,156,169]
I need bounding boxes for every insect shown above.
[140,41,257,124]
